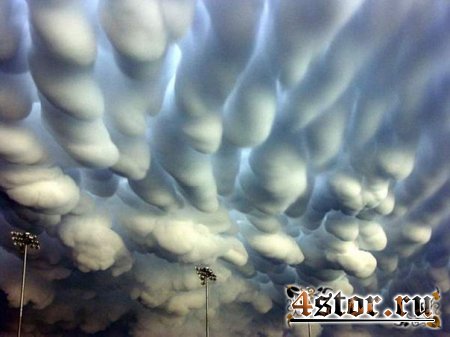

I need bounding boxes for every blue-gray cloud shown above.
[0,0,449,336]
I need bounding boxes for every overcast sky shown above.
[0,0,450,336]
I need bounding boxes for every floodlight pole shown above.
[195,266,216,337]
[205,278,209,337]
[18,243,27,337]
[11,231,40,337]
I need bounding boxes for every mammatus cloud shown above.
[1,0,450,336]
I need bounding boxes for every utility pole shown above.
[10,231,40,337]
[195,266,217,337]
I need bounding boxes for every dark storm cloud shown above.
[1,0,450,336]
